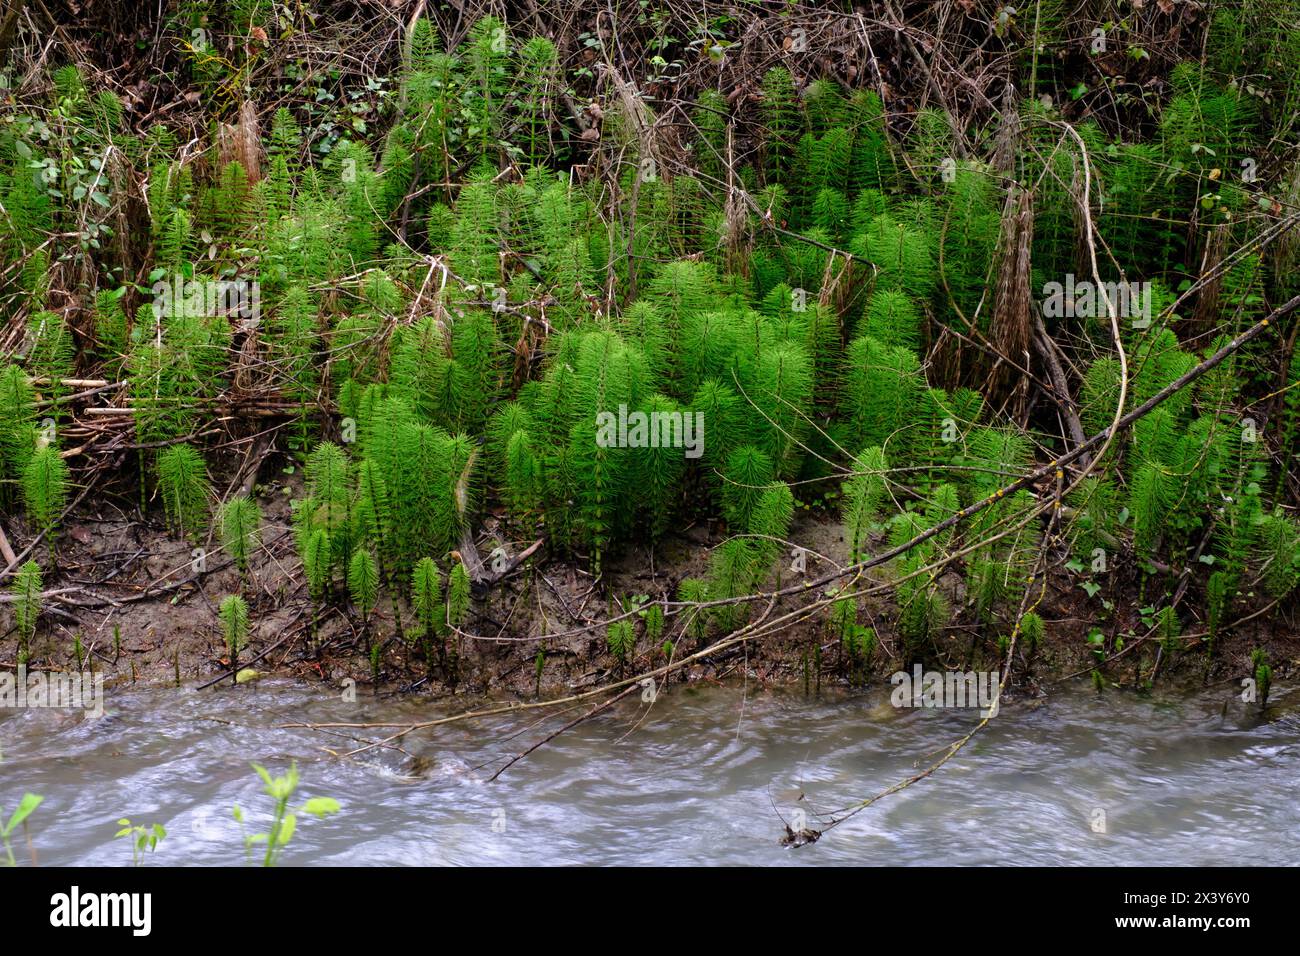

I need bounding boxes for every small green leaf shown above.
[3,793,43,836]
[301,797,340,818]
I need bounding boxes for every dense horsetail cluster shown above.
[3,6,1300,688]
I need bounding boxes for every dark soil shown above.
[4,458,1296,705]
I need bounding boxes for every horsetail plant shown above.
[410,557,445,674]
[0,364,36,502]
[444,560,471,684]
[10,560,42,663]
[219,594,250,684]
[302,528,332,644]
[1156,606,1182,663]
[677,578,710,645]
[607,615,636,670]
[157,444,211,539]
[1018,611,1045,657]
[21,444,68,557]
[1251,649,1272,709]
[217,495,262,584]
[842,625,876,685]
[347,549,380,648]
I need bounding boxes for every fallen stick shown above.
[196,628,301,690]
[0,479,98,581]
[0,520,16,567]
[482,537,543,585]
[29,377,111,388]
[487,683,639,782]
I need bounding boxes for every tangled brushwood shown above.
[2,1,1300,692]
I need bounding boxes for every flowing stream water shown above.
[2,678,1297,865]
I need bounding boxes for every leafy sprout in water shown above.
[233,762,340,868]
[2,793,43,867]
[114,819,167,866]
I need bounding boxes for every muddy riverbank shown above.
[3,468,1295,705]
